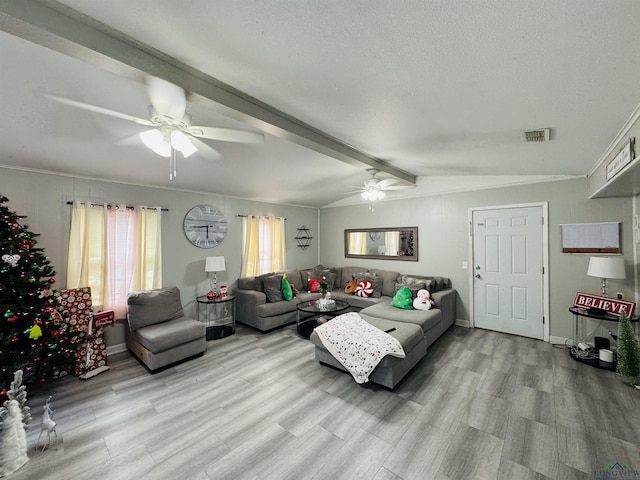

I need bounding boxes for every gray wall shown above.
[3,166,636,348]
[0,167,319,350]
[320,177,636,340]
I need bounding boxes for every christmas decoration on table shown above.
[616,313,640,388]
[0,370,31,476]
[36,396,57,452]
[0,194,84,389]
[54,288,110,379]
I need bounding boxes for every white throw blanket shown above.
[314,312,406,384]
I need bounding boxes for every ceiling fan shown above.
[44,76,264,179]
[356,169,416,210]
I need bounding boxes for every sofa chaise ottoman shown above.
[309,315,426,389]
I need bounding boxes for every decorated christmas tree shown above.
[0,195,80,392]
[616,313,640,387]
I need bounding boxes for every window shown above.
[240,216,286,277]
[67,202,162,318]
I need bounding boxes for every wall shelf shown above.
[295,226,313,250]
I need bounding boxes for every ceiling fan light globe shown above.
[170,130,198,157]
[140,129,164,149]
[153,140,172,157]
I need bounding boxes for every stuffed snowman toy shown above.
[413,289,435,310]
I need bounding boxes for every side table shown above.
[197,295,235,340]
[569,306,639,371]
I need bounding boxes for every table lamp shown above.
[205,256,226,299]
[587,256,625,297]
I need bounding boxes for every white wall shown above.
[320,177,636,340]
[0,167,319,351]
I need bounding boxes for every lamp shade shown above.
[205,256,226,272]
[587,256,625,279]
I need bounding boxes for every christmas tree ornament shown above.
[4,310,14,318]
[1,253,20,267]
[27,325,42,340]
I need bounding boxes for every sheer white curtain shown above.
[348,232,367,255]
[67,202,162,318]
[241,216,286,277]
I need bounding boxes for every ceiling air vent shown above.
[521,128,550,143]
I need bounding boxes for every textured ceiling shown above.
[1,1,639,207]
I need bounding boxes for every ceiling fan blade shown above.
[189,137,223,161]
[146,76,186,119]
[186,126,264,144]
[376,178,401,188]
[382,185,417,191]
[44,93,154,126]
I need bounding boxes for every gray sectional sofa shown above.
[235,265,457,388]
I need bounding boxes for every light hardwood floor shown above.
[9,324,640,480]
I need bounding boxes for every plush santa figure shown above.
[413,289,435,310]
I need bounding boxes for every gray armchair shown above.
[126,286,205,372]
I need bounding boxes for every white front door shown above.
[472,205,544,339]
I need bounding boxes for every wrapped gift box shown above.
[55,287,109,377]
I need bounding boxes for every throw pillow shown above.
[308,278,321,293]
[281,273,293,301]
[413,289,435,310]
[394,280,425,298]
[344,276,357,295]
[391,287,414,310]
[355,281,374,297]
[321,272,337,291]
[354,272,383,298]
[263,275,284,302]
[254,272,274,292]
[300,269,313,290]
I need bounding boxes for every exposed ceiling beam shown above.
[0,0,417,184]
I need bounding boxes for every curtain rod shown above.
[66,201,168,212]
[236,214,286,220]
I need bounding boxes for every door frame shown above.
[468,202,550,342]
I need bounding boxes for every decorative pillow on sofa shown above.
[281,273,294,301]
[354,272,383,298]
[308,279,321,293]
[355,281,374,297]
[344,276,357,295]
[394,280,425,298]
[254,272,274,292]
[391,287,414,310]
[263,274,285,302]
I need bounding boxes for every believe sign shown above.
[573,293,635,318]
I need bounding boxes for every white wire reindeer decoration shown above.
[36,396,58,452]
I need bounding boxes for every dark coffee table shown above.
[296,299,350,338]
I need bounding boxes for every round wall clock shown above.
[368,231,382,242]
[183,204,227,248]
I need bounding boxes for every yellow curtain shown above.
[269,217,286,273]
[241,216,260,277]
[67,202,162,317]
[241,216,286,276]
[67,202,108,307]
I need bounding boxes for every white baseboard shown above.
[550,335,573,346]
[106,343,127,356]
[455,318,470,328]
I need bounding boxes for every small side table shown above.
[569,306,639,371]
[197,295,235,340]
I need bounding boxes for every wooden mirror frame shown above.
[344,227,418,261]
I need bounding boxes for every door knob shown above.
[475,274,481,279]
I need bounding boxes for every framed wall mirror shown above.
[344,227,418,261]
